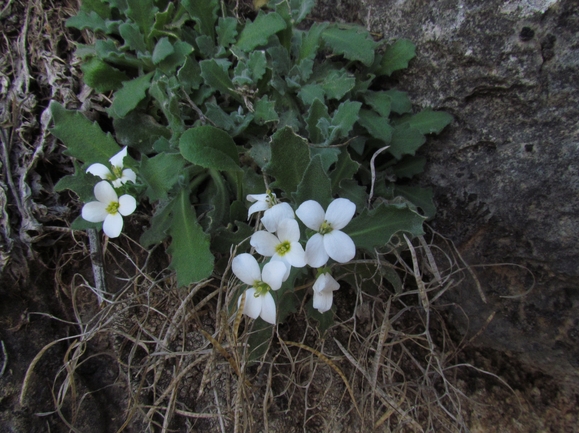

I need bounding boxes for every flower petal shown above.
[313,290,333,313]
[250,231,279,257]
[304,233,329,267]
[248,200,269,218]
[118,194,137,216]
[323,230,356,263]
[232,253,261,285]
[94,181,117,204]
[241,288,262,319]
[262,260,287,291]
[109,146,127,167]
[296,200,325,231]
[82,201,108,223]
[313,273,340,294]
[103,212,124,238]
[271,257,291,281]
[247,193,269,203]
[325,198,356,230]
[261,202,295,233]
[121,168,137,183]
[283,242,306,268]
[259,292,277,324]
[86,163,112,180]
[276,218,300,242]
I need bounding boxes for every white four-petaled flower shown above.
[82,181,137,238]
[87,147,137,188]
[250,218,306,280]
[296,198,356,267]
[232,253,287,324]
[312,272,340,313]
[247,191,295,233]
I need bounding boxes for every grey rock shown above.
[315,0,579,387]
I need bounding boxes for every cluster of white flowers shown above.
[82,147,137,238]
[233,192,357,324]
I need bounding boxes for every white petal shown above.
[305,233,329,268]
[82,201,108,223]
[313,290,333,313]
[271,257,291,281]
[248,200,269,218]
[242,288,262,319]
[259,292,277,324]
[86,163,112,180]
[276,218,300,242]
[313,273,340,294]
[261,202,295,233]
[121,168,137,183]
[250,231,279,257]
[296,200,325,231]
[94,181,117,204]
[262,260,287,291]
[109,146,127,167]
[247,193,269,203]
[325,198,356,230]
[324,230,356,263]
[103,213,124,238]
[118,194,137,216]
[232,253,261,285]
[284,242,306,268]
[111,178,123,188]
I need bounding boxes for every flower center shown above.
[319,220,333,235]
[253,280,271,296]
[112,165,123,179]
[275,241,291,256]
[265,190,277,208]
[106,201,120,214]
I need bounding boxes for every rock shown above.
[316,0,579,388]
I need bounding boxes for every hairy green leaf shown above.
[385,89,412,114]
[109,72,154,119]
[254,96,279,124]
[126,0,157,41]
[388,124,426,159]
[235,11,287,52]
[344,203,425,251]
[140,153,185,201]
[266,127,310,195]
[119,22,147,53]
[298,84,324,106]
[407,109,453,134]
[81,58,128,93]
[199,59,239,100]
[358,109,393,143]
[377,39,416,76]
[50,102,120,164]
[293,155,332,208]
[306,98,329,144]
[322,25,377,66]
[179,125,241,172]
[216,16,238,48]
[363,91,391,118]
[330,149,360,195]
[66,11,108,32]
[183,0,218,40]
[54,161,99,202]
[152,37,174,64]
[299,22,328,61]
[391,156,426,179]
[321,69,355,100]
[168,188,214,286]
[393,185,436,219]
[140,199,173,248]
[114,111,171,153]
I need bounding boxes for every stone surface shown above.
[315,0,579,387]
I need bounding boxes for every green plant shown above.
[53,0,452,328]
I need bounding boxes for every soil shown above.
[1,1,578,432]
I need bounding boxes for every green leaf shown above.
[235,11,287,52]
[385,90,412,114]
[119,22,147,53]
[152,37,174,64]
[330,149,360,195]
[108,72,154,119]
[407,109,453,134]
[377,39,416,76]
[248,139,271,169]
[54,161,98,202]
[140,200,173,248]
[66,11,108,32]
[50,102,120,164]
[179,125,241,172]
[391,156,426,179]
[266,127,310,195]
[298,84,325,106]
[393,185,436,219]
[149,78,185,134]
[213,222,253,254]
[306,98,329,143]
[80,0,112,19]
[338,179,367,211]
[388,124,426,159]
[126,0,157,40]
[178,56,202,92]
[247,50,267,81]
[158,41,194,75]
[290,0,315,23]
[113,111,171,153]
[321,25,377,66]
[199,170,231,232]
[344,203,425,252]
[299,22,328,62]
[254,95,279,124]
[80,57,128,93]
[168,188,214,286]
[358,109,393,143]
[182,0,218,40]
[216,16,238,48]
[321,69,355,100]
[328,100,362,142]
[293,154,332,208]
[140,153,185,201]
[363,91,392,118]
[199,59,239,100]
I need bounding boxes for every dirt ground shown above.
[1,1,578,432]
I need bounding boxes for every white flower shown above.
[250,218,306,280]
[312,272,340,313]
[247,191,295,232]
[232,253,287,324]
[296,198,356,267]
[87,147,137,188]
[82,181,137,238]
